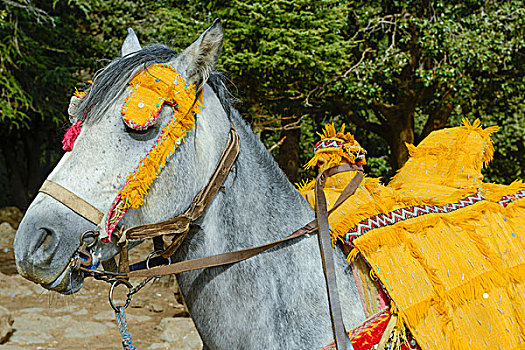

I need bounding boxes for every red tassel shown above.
[62,120,83,151]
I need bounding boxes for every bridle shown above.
[39,120,364,350]
[41,120,240,265]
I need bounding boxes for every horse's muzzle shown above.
[14,193,93,289]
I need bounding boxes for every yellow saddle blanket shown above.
[301,120,525,349]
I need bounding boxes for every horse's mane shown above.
[78,44,235,122]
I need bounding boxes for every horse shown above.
[14,20,366,349]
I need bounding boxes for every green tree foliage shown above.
[1,1,76,128]
[216,1,355,182]
[0,0,94,207]
[136,0,356,182]
[0,0,523,208]
[319,0,524,181]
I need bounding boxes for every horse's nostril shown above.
[42,229,53,250]
[38,228,54,250]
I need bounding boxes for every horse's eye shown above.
[124,124,148,134]
[123,122,160,141]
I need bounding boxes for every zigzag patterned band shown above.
[345,189,525,242]
[498,189,525,207]
[314,139,344,153]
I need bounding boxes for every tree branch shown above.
[333,100,390,139]
[305,48,373,106]
[3,0,54,24]
[371,100,402,124]
[267,136,287,153]
[257,115,305,132]
[348,112,389,139]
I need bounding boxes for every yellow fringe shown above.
[304,123,366,171]
[481,180,525,201]
[74,87,87,98]
[390,118,500,192]
[295,178,314,192]
[346,248,359,263]
[73,80,92,98]
[353,194,525,349]
[117,64,203,210]
[461,118,499,166]
[318,123,354,143]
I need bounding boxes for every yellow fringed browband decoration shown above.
[104,63,203,238]
[121,64,198,129]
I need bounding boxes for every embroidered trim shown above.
[344,189,525,242]
[320,310,390,350]
[305,123,367,170]
[498,188,525,207]
[345,193,486,241]
[121,64,189,130]
[321,309,418,350]
[103,63,202,240]
[314,139,344,152]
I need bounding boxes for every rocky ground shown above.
[0,207,203,350]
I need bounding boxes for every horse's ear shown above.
[177,18,223,88]
[121,28,142,56]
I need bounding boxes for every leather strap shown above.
[124,123,240,258]
[39,180,104,225]
[128,165,363,279]
[128,221,318,278]
[127,166,363,274]
[127,164,363,350]
[118,243,130,274]
[315,164,364,350]
[41,128,364,349]
[327,165,365,216]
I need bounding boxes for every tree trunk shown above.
[420,92,454,142]
[388,113,415,171]
[277,115,301,183]
[24,129,44,200]
[0,133,29,210]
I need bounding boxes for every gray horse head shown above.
[14,20,229,293]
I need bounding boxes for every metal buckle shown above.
[70,230,99,271]
[146,250,172,270]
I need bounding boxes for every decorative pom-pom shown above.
[62,120,83,151]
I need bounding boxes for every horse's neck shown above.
[174,114,365,349]
[211,114,316,245]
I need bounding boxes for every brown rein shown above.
[39,122,363,349]
[316,164,363,350]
